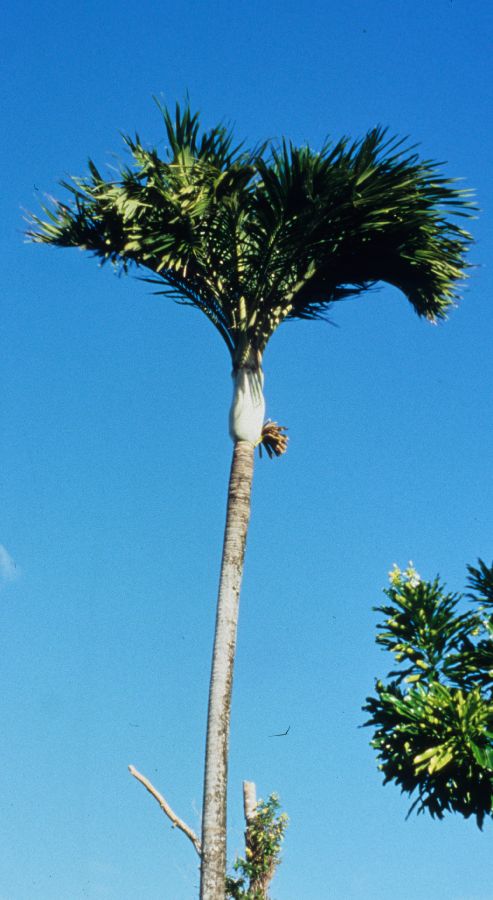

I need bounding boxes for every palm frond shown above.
[253,131,475,329]
[467,559,493,606]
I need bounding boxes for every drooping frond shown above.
[245,129,475,339]
[29,103,475,363]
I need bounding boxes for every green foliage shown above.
[467,559,493,607]
[29,101,475,368]
[226,795,288,900]
[364,560,493,827]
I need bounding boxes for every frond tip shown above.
[258,420,289,459]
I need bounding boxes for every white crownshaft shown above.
[228,367,265,444]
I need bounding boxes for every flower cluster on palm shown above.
[29,102,474,900]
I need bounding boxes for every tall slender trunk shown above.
[200,439,255,900]
[200,358,264,898]
[200,441,254,900]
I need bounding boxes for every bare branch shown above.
[128,765,202,857]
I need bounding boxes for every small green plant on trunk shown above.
[226,792,288,900]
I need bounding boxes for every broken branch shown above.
[128,765,202,857]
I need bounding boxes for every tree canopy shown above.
[29,101,474,368]
[365,561,493,828]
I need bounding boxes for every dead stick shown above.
[243,780,257,823]
[128,765,202,857]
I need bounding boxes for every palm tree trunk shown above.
[200,439,255,900]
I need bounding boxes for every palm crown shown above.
[30,102,474,370]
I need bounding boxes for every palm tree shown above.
[29,102,474,899]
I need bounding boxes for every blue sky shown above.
[2,1,493,897]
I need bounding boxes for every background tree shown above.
[364,560,493,827]
[29,101,474,898]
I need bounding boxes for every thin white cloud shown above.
[0,545,19,584]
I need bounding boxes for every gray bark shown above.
[200,439,255,899]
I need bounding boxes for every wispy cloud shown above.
[0,545,19,585]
